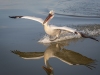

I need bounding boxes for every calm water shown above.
[0,0,100,75]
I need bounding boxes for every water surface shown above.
[0,0,100,75]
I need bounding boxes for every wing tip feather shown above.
[9,16,23,19]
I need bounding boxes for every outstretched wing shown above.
[11,50,44,59]
[50,25,99,42]
[9,16,44,24]
[55,48,96,70]
[50,25,77,33]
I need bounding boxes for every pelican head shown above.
[43,10,54,25]
[49,10,54,15]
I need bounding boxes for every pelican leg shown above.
[49,30,61,41]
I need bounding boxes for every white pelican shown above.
[9,10,99,41]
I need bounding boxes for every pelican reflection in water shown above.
[11,41,96,75]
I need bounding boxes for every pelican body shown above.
[9,10,99,41]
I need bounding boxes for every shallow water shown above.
[0,0,100,75]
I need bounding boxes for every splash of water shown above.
[75,24,100,36]
[38,34,80,43]
[38,25,100,43]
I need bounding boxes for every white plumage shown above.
[9,10,99,41]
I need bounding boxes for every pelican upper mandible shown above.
[9,10,99,41]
